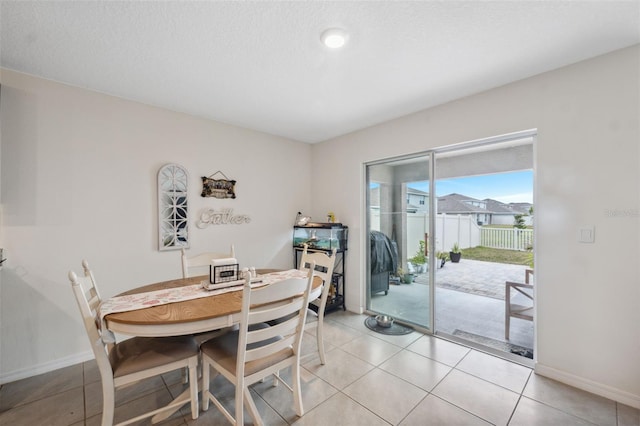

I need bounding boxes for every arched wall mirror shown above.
[158,163,189,251]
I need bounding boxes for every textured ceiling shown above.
[1,1,639,143]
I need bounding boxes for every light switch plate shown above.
[579,226,595,243]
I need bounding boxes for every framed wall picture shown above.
[201,171,236,199]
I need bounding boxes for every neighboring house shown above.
[436,193,490,225]
[368,186,429,214]
[484,198,533,226]
[406,187,429,213]
[437,193,532,226]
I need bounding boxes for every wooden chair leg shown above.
[101,383,115,426]
[317,310,327,365]
[292,361,304,417]
[188,359,199,419]
[201,360,210,411]
[235,378,244,426]
[244,387,262,426]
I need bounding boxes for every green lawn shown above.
[459,246,533,266]
[482,224,533,229]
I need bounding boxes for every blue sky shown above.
[411,170,533,204]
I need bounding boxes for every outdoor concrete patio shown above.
[369,258,534,359]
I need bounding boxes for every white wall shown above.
[1,46,638,407]
[311,46,640,407]
[0,69,312,382]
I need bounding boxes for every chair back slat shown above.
[249,275,310,306]
[236,268,314,376]
[69,269,115,384]
[299,245,336,308]
[246,317,298,345]
[181,246,235,278]
[248,298,305,325]
[70,272,103,336]
[299,245,336,286]
[245,334,297,363]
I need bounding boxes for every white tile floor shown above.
[0,311,638,425]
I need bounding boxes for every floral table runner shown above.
[98,268,309,340]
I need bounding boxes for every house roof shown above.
[437,193,487,214]
[508,202,534,215]
[407,187,429,197]
[438,193,531,216]
[483,198,517,214]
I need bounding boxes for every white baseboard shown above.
[535,362,640,409]
[0,351,94,385]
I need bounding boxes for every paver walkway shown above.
[419,258,529,299]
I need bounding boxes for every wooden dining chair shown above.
[200,266,316,425]
[181,245,235,278]
[69,260,200,426]
[181,246,238,349]
[298,244,337,365]
[505,269,534,339]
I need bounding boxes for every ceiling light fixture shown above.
[321,28,348,49]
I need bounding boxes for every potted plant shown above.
[397,267,414,284]
[436,251,448,268]
[409,240,427,273]
[449,243,462,263]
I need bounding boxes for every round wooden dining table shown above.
[104,269,322,337]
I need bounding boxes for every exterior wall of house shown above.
[311,46,640,407]
[491,214,518,226]
[0,69,312,382]
[407,193,428,211]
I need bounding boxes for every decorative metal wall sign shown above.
[201,171,236,199]
[158,163,189,251]
[196,208,251,228]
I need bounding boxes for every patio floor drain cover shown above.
[364,316,414,335]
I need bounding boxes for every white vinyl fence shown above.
[405,213,479,254]
[372,211,532,260]
[480,227,533,251]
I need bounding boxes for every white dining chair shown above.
[200,266,316,425]
[299,244,337,365]
[69,260,200,425]
[181,245,235,278]
[181,246,238,349]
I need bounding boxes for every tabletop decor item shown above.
[201,170,236,199]
[210,257,239,284]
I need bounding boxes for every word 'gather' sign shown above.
[196,208,251,228]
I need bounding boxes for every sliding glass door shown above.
[365,153,434,331]
[365,130,535,360]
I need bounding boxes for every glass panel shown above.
[366,154,432,330]
[433,137,534,360]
